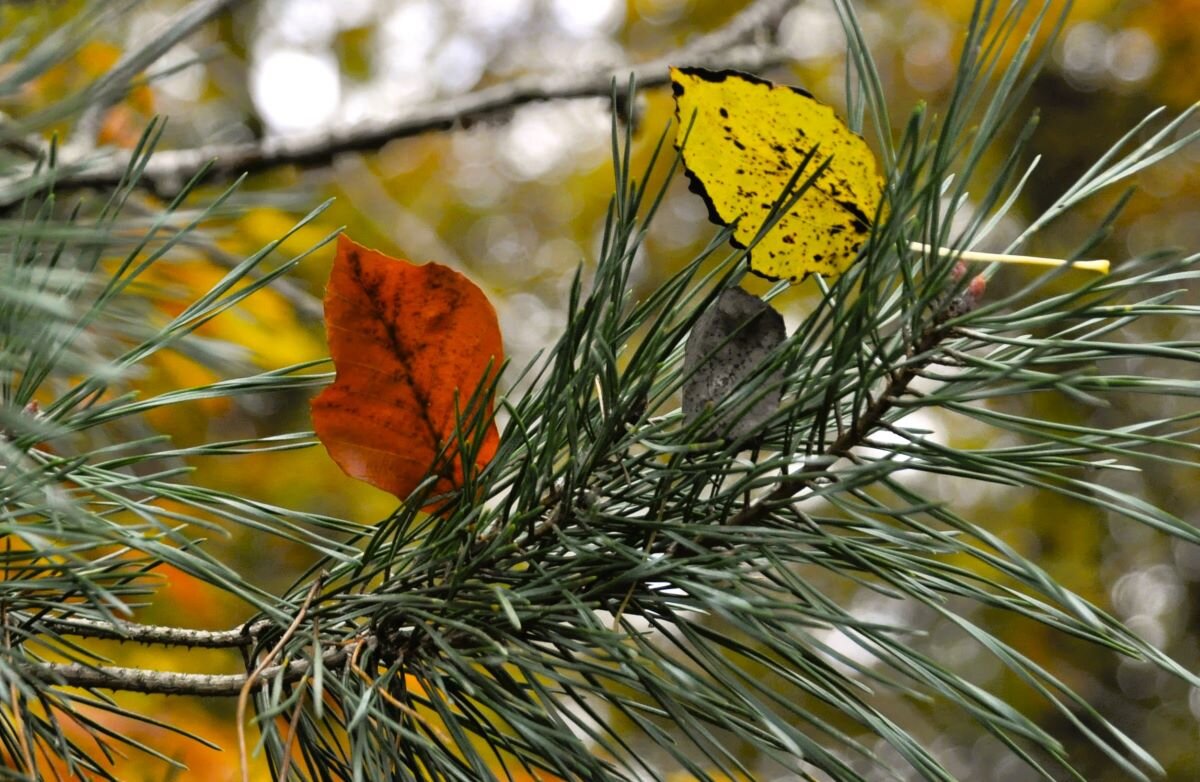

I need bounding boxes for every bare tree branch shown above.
[1,0,794,204]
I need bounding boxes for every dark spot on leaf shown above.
[834,198,872,231]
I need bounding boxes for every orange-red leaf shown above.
[311,235,502,501]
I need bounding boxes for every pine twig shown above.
[21,614,271,648]
[17,648,346,696]
[725,297,977,530]
[237,577,322,782]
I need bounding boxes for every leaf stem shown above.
[909,240,1110,274]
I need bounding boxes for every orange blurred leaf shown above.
[311,235,502,501]
[97,104,141,148]
[77,41,121,76]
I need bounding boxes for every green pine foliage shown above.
[1,1,1198,780]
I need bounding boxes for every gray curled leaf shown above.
[683,286,785,441]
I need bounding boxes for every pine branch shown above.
[0,0,792,204]
[21,614,269,648]
[726,290,979,529]
[8,1,1200,778]
[17,648,347,696]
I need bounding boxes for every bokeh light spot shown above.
[251,48,341,134]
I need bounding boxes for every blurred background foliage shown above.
[1,0,1198,779]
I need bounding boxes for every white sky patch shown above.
[432,34,487,93]
[458,0,532,36]
[501,108,568,179]
[939,193,978,242]
[127,11,207,102]
[379,1,444,74]
[779,3,844,62]
[550,0,624,37]
[853,407,941,466]
[466,214,539,269]
[533,237,585,277]
[251,48,341,134]
[127,8,170,45]
[450,161,505,208]
[341,80,434,122]
[267,0,339,48]
[508,35,625,75]
[813,593,918,675]
[334,0,378,28]
[651,189,708,249]
[500,102,609,180]
[494,291,563,367]
[151,43,205,101]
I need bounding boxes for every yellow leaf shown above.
[671,67,1108,280]
[237,207,332,259]
[77,41,121,76]
[670,66,884,281]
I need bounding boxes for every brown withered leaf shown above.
[311,235,502,501]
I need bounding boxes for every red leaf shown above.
[311,235,502,501]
